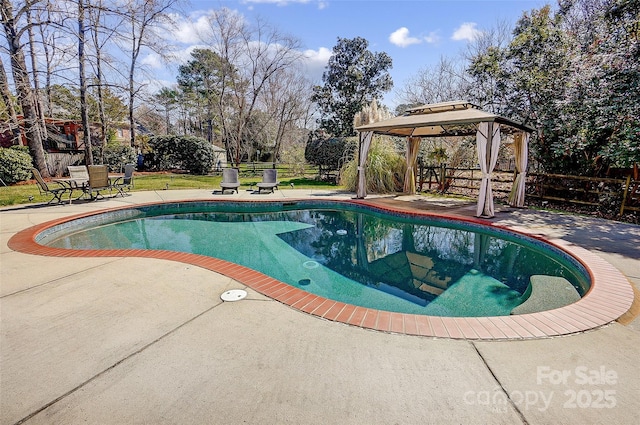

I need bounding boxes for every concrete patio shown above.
[1,188,638,425]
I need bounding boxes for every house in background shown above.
[0,117,153,151]
[212,144,227,170]
[0,116,93,152]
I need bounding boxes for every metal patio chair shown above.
[31,168,69,204]
[112,164,135,197]
[86,165,113,200]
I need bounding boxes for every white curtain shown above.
[476,122,501,217]
[356,131,374,198]
[508,131,529,208]
[403,136,421,194]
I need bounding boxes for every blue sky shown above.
[148,0,550,107]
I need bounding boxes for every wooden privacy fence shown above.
[45,152,86,177]
[418,164,640,216]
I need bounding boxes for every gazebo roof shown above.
[356,101,534,137]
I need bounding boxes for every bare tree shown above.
[89,0,106,149]
[199,9,304,165]
[87,0,124,154]
[77,0,92,164]
[0,56,22,144]
[463,19,514,113]
[1,0,49,176]
[25,1,72,119]
[25,6,47,138]
[262,67,313,161]
[396,19,513,113]
[462,19,513,62]
[36,6,53,116]
[395,55,470,106]
[120,0,177,147]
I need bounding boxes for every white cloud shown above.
[163,11,223,45]
[424,31,441,44]
[303,46,331,62]
[389,27,440,48]
[302,47,331,82]
[241,0,312,6]
[241,0,327,9]
[141,53,163,69]
[149,6,332,86]
[174,14,214,44]
[451,22,482,42]
[389,27,422,48]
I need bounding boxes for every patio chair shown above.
[31,168,69,204]
[112,164,135,197]
[256,169,279,193]
[86,165,113,200]
[220,168,240,194]
[67,165,89,185]
[67,165,90,197]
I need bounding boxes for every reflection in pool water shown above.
[43,203,589,317]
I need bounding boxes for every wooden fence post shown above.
[620,175,632,216]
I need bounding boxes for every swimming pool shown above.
[35,200,589,317]
[9,198,633,339]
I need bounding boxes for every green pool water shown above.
[42,202,590,317]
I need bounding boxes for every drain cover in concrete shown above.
[221,289,248,302]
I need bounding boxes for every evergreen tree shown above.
[311,37,393,137]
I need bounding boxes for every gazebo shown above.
[355,101,534,218]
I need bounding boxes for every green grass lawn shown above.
[0,173,342,207]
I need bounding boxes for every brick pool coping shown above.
[8,198,634,340]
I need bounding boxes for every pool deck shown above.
[1,189,639,424]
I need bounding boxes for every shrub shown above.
[340,137,405,193]
[99,142,137,172]
[0,147,33,184]
[279,144,307,176]
[148,135,216,175]
[304,137,349,171]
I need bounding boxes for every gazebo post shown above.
[356,131,373,198]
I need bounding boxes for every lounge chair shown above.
[256,169,279,193]
[220,168,240,194]
[112,164,135,197]
[86,165,113,199]
[31,168,69,204]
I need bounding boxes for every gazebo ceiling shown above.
[356,101,534,137]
